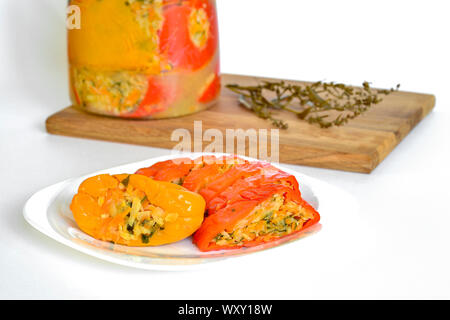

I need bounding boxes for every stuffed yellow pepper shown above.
[70,174,206,246]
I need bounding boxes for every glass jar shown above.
[68,0,221,119]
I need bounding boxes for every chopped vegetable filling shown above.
[73,68,148,115]
[188,7,211,48]
[212,194,314,247]
[101,176,176,244]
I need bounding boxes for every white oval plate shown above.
[23,153,357,271]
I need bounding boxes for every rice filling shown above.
[213,194,314,247]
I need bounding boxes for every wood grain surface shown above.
[46,74,435,173]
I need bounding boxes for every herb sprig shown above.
[226,81,400,129]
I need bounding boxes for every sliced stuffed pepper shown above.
[135,158,196,185]
[135,155,320,252]
[200,161,300,213]
[136,155,246,191]
[193,182,320,252]
[182,155,247,192]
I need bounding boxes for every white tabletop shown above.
[1,0,449,299]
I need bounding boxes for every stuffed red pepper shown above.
[193,180,320,252]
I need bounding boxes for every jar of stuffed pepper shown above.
[68,0,221,119]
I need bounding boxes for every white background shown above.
[1,0,449,299]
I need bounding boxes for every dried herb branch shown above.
[226,81,400,129]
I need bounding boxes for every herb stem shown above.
[226,81,399,129]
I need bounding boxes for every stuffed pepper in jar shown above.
[68,0,221,119]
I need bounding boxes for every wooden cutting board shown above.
[46,74,435,173]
